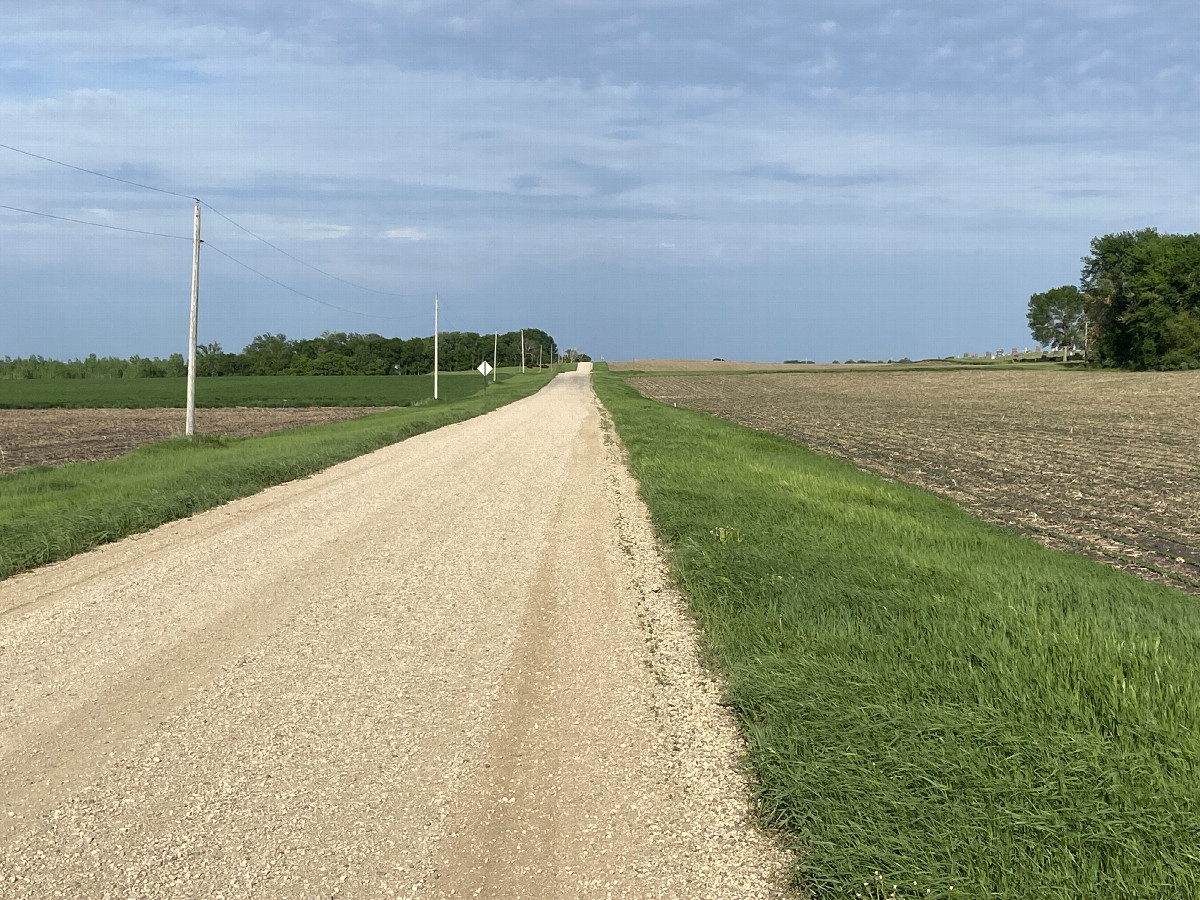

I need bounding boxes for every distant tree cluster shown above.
[0,353,188,379]
[1029,229,1200,369]
[1,329,566,379]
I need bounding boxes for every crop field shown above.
[0,371,497,409]
[0,370,526,473]
[610,358,832,373]
[631,368,1200,595]
[0,407,389,474]
[609,358,968,373]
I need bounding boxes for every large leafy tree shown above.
[1027,285,1087,361]
[1082,229,1200,369]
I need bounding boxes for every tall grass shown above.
[593,367,1200,899]
[0,370,554,581]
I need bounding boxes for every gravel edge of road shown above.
[594,394,796,897]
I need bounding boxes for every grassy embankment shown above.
[0,371,514,408]
[0,369,555,581]
[593,366,1200,899]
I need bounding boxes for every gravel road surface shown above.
[1,366,789,898]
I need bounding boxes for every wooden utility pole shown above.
[521,330,525,373]
[433,294,439,400]
[185,201,201,436]
[493,331,498,382]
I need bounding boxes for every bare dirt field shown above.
[631,368,1200,595]
[0,407,386,474]
[611,359,827,372]
[609,358,960,373]
[0,368,787,898]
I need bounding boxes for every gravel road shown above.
[1,366,789,898]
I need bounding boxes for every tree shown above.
[1081,229,1200,369]
[0,327,577,380]
[242,333,293,375]
[163,352,188,378]
[1028,285,1086,362]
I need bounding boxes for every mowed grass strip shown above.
[0,370,505,409]
[0,370,554,581]
[593,367,1200,899]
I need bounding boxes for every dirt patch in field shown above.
[0,407,389,474]
[632,369,1200,595]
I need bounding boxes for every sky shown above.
[2,1,1199,364]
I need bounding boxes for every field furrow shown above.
[632,369,1200,595]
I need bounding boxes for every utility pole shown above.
[521,330,525,374]
[185,201,201,437]
[433,294,439,400]
[493,331,498,382]
[538,345,542,368]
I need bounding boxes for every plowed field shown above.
[632,369,1200,595]
[0,407,386,474]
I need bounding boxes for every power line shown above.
[201,201,430,299]
[203,242,426,322]
[0,203,191,240]
[0,142,195,201]
[0,200,428,322]
[0,142,428,300]
[2,141,437,314]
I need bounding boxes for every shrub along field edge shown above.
[592,365,1200,899]
[0,370,556,582]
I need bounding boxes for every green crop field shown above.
[0,370,523,409]
[594,365,1200,899]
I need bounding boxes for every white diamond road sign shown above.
[477,360,493,377]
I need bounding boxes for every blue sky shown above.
[2,1,1198,362]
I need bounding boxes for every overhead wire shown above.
[0,203,191,240]
[201,201,431,299]
[203,242,426,322]
[1,141,437,320]
[0,142,195,201]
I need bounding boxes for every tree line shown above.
[1028,229,1200,369]
[0,329,583,379]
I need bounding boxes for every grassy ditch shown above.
[593,367,1200,899]
[0,370,554,581]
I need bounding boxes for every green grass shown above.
[0,369,555,581]
[0,370,523,408]
[593,366,1200,899]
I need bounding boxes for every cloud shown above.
[381,227,427,240]
[740,165,899,188]
[557,159,642,196]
